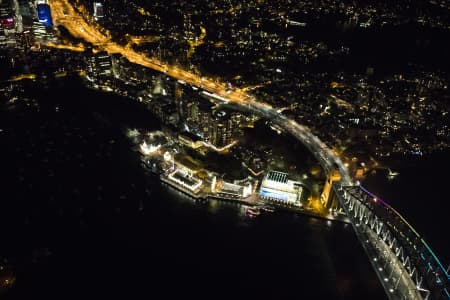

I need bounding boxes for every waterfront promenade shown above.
[160,172,350,223]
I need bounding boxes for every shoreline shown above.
[159,172,350,224]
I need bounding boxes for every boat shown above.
[387,168,399,180]
[246,207,261,217]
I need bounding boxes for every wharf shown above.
[160,174,350,223]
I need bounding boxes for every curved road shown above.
[48,0,352,184]
[46,1,449,298]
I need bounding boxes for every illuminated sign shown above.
[37,4,53,27]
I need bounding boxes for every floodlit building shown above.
[207,109,241,149]
[31,21,56,43]
[0,0,14,29]
[209,110,231,148]
[152,76,167,96]
[167,169,202,193]
[93,2,104,19]
[0,0,17,47]
[139,141,161,155]
[87,51,113,85]
[216,180,253,199]
[175,87,242,151]
[36,3,52,27]
[259,171,303,205]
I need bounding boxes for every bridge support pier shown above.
[320,169,341,211]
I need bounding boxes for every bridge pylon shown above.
[320,169,341,210]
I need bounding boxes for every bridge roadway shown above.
[47,0,449,298]
[225,100,352,184]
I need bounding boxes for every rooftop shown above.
[266,171,288,184]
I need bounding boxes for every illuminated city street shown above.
[1,0,449,299]
[47,0,352,185]
[39,0,450,298]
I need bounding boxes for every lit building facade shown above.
[87,51,113,85]
[93,2,104,19]
[31,21,56,43]
[215,181,252,199]
[259,171,303,205]
[0,1,14,29]
[167,169,202,193]
[36,3,52,27]
[209,110,231,148]
[173,84,244,151]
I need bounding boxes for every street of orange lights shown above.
[46,0,350,183]
[47,0,260,107]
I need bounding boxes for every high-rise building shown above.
[31,20,56,43]
[186,101,199,125]
[176,91,243,150]
[36,2,52,27]
[209,109,237,148]
[93,2,104,20]
[183,13,194,41]
[0,0,17,47]
[151,76,167,96]
[197,99,214,138]
[183,97,216,140]
[174,82,184,120]
[87,51,113,85]
[0,0,14,29]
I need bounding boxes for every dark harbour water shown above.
[362,152,450,270]
[0,78,393,299]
